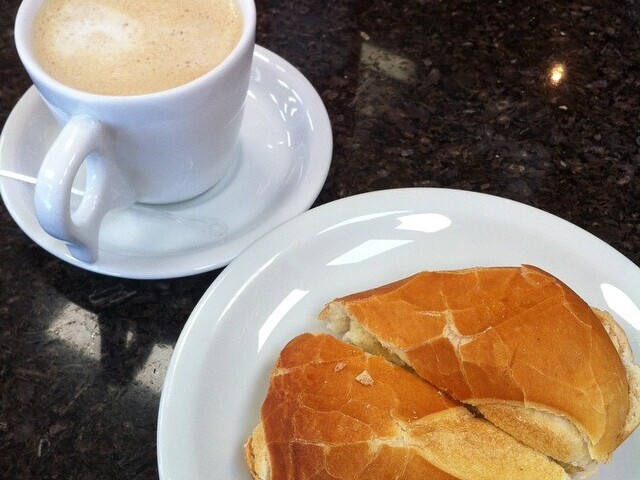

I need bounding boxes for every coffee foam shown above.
[33,0,243,96]
[50,4,141,56]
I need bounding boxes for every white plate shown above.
[157,188,640,479]
[0,45,332,279]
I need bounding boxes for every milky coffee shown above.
[32,0,243,96]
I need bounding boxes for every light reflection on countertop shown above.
[47,300,173,392]
[548,63,566,86]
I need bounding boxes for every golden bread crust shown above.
[319,265,636,468]
[246,333,568,480]
[593,309,640,444]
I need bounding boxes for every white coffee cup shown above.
[14,0,256,263]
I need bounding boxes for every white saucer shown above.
[0,45,332,279]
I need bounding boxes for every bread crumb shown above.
[334,362,347,372]
[355,370,374,386]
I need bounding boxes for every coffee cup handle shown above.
[34,115,136,263]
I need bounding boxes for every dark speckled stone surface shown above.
[0,0,638,478]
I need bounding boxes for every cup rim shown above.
[14,0,257,103]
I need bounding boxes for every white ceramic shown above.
[14,0,256,262]
[157,188,640,479]
[0,46,332,279]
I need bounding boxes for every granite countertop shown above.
[0,0,638,478]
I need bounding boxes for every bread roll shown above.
[319,265,640,472]
[245,333,569,480]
